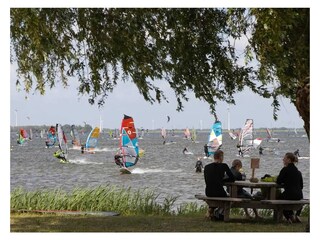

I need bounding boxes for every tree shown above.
[10,8,309,138]
[244,8,309,139]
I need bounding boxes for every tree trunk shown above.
[295,77,310,141]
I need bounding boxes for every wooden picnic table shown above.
[196,180,309,222]
[224,180,279,200]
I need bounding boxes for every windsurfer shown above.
[183,147,188,154]
[237,144,243,157]
[81,145,85,154]
[294,149,300,157]
[53,150,67,163]
[204,144,209,157]
[114,154,124,168]
[259,146,263,155]
[195,158,203,173]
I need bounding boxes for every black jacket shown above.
[276,163,303,200]
[204,162,235,197]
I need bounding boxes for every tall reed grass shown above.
[10,186,309,217]
[10,185,200,216]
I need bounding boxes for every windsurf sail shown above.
[85,127,100,152]
[266,128,279,142]
[253,138,263,148]
[45,126,56,147]
[119,114,140,168]
[228,131,237,140]
[207,120,223,156]
[266,128,272,139]
[17,128,28,144]
[40,129,45,138]
[161,128,166,139]
[184,128,191,139]
[56,123,68,159]
[70,125,81,147]
[29,129,33,140]
[238,119,255,154]
[191,128,197,142]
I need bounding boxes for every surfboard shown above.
[120,167,131,174]
[60,159,69,164]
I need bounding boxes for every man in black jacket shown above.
[204,150,235,220]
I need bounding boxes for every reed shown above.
[11,185,184,216]
[10,186,309,217]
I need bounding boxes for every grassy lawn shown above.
[10,213,309,232]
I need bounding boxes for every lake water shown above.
[10,129,310,206]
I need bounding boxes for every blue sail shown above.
[85,127,100,151]
[207,120,222,156]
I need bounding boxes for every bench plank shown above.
[195,194,250,202]
[195,194,251,221]
[260,199,310,205]
[260,199,309,222]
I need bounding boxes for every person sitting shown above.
[53,150,67,163]
[204,150,235,220]
[230,159,260,219]
[195,158,203,173]
[276,152,303,223]
[114,154,124,168]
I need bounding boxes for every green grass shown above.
[10,186,310,232]
[10,212,309,232]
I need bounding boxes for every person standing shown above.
[276,152,303,223]
[204,150,235,220]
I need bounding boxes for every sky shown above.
[10,67,304,130]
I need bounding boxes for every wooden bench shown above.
[260,199,310,222]
[195,194,310,222]
[195,194,251,221]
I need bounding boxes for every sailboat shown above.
[54,123,68,163]
[118,114,141,174]
[238,119,262,156]
[82,127,100,153]
[45,126,56,148]
[206,120,222,157]
[70,125,81,149]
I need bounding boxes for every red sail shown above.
[121,115,136,140]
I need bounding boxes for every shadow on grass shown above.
[10,213,308,232]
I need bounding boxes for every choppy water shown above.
[10,129,310,206]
